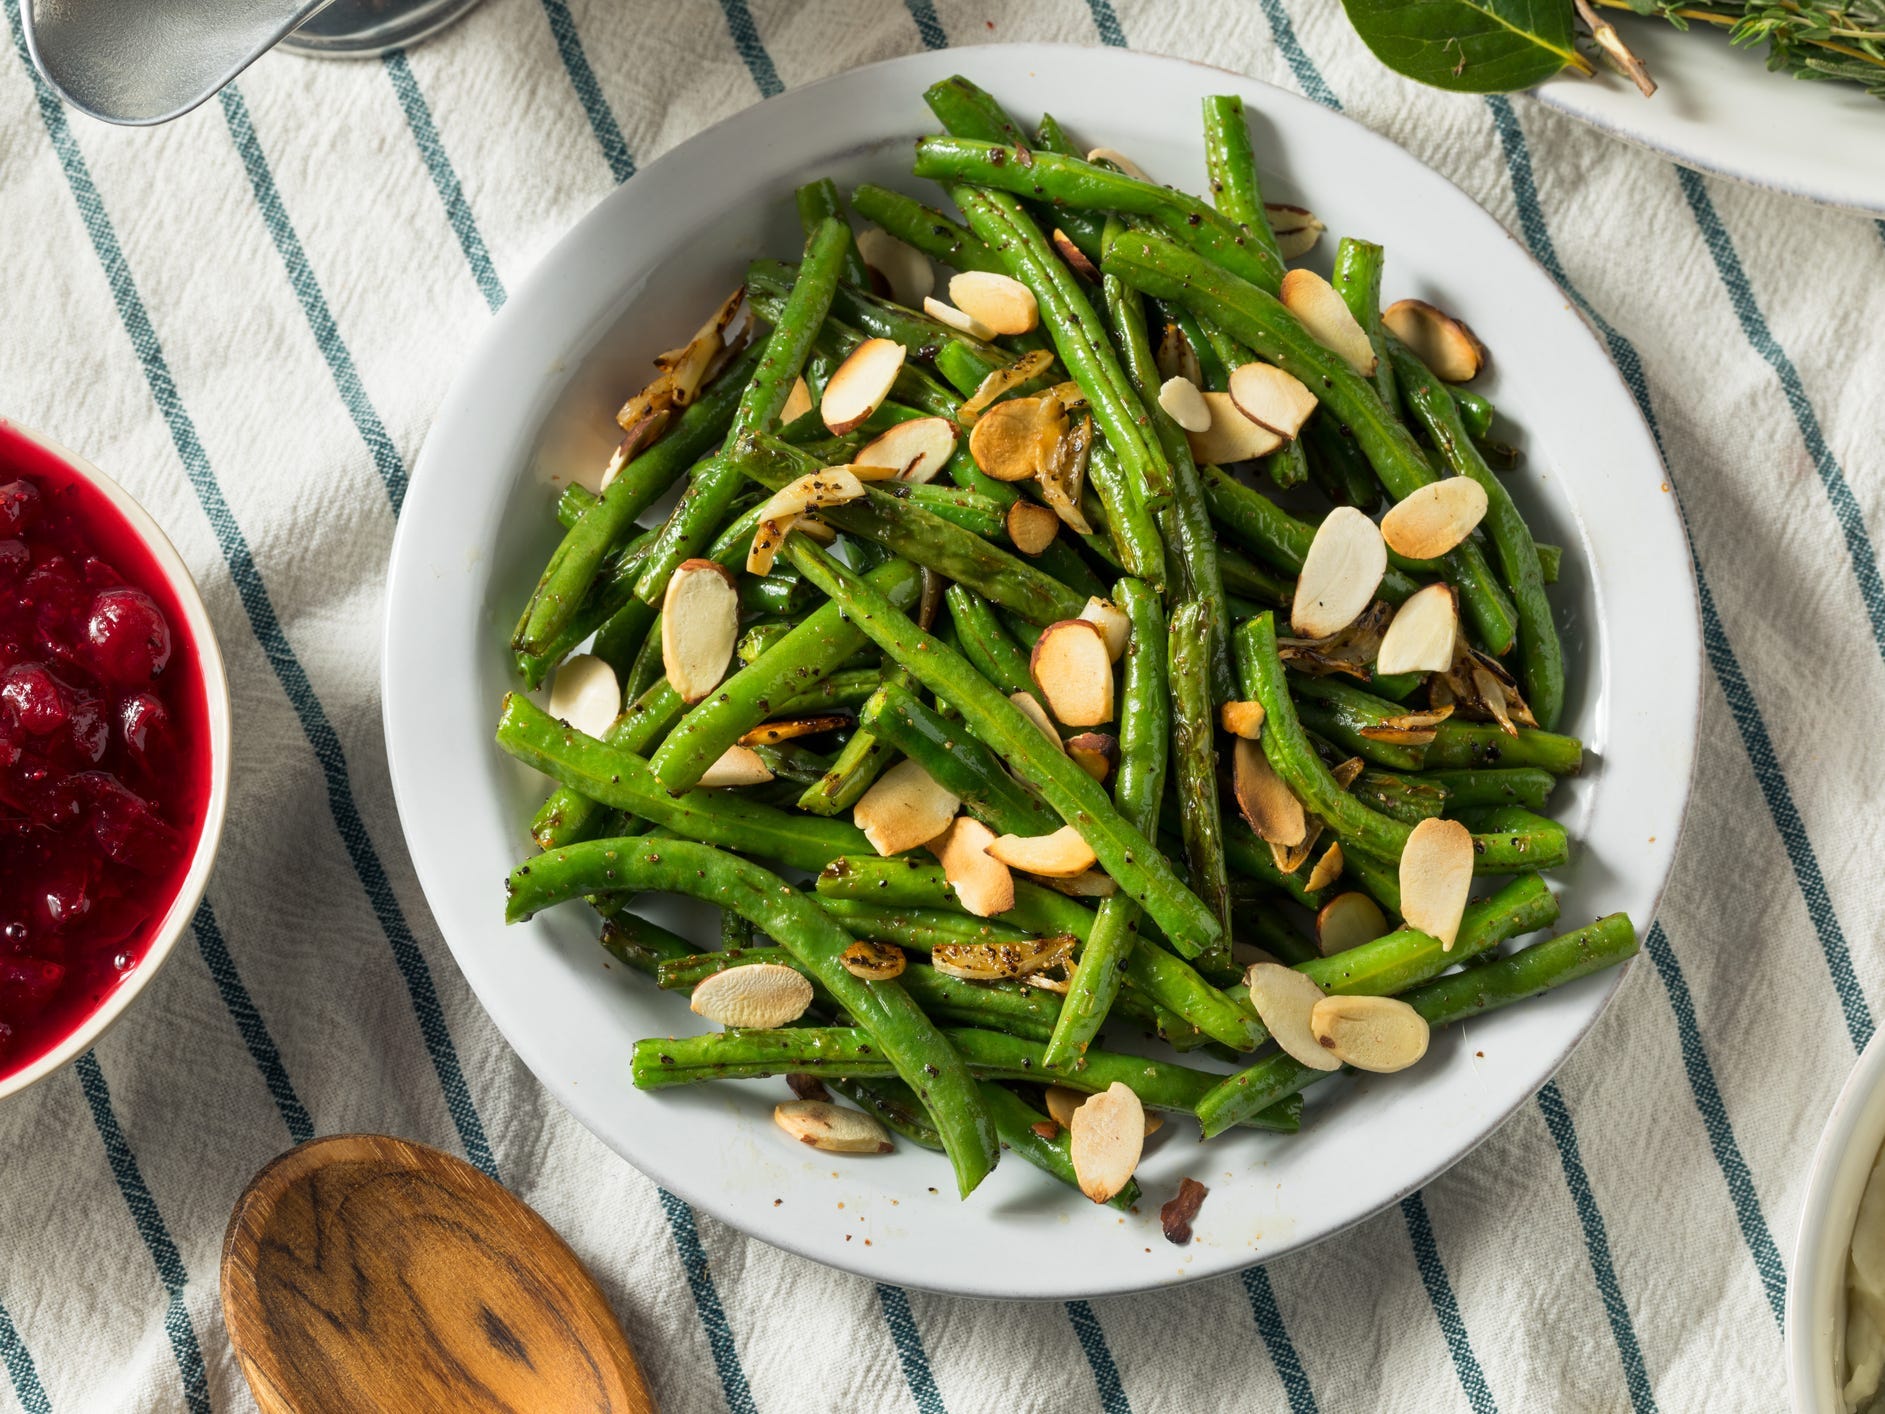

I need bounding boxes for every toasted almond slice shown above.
[1376,582,1458,676]
[1030,618,1114,726]
[739,715,850,747]
[1157,375,1211,433]
[856,226,935,308]
[1246,963,1341,1072]
[1266,203,1325,259]
[1399,816,1474,949]
[691,962,813,1029]
[1233,737,1306,847]
[969,394,1066,482]
[661,559,739,702]
[1219,699,1266,739]
[773,1099,894,1153]
[1186,391,1284,466]
[696,744,775,788]
[949,271,1039,336]
[958,349,1058,427]
[747,468,868,575]
[1316,891,1389,957]
[598,413,669,493]
[1157,322,1202,387]
[1228,362,1319,440]
[1031,868,1118,899]
[546,654,620,739]
[1383,299,1488,383]
[986,825,1097,878]
[1066,732,1118,782]
[1052,229,1101,281]
[822,337,906,434]
[1079,597,1130,661]
[1070,1081,1145,1203]
[1009,691,1063,751]
[839,939,907,981]
[795,515,837,545]
[1086,146,1151,181]
[1006,499,1061,555]
[1270,817,1322,876]
[855,416,958,485]
[1309,995,1430,1072]
[1304,840,1345,893]
[1291,506,1387,639]
[1380,478,1489,560]
[923,295,997,342]
[854,758,961,857]
[1279,268,1377,376]
[1046,1084,1163,1137]
[931,933,1074,980]
[929,816,1015,917]
[780,375,814,426]
[1331,756,1367,790]
[1040,412,1096,535]
[1025,972,1073,995]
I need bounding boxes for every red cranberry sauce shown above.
[0,423,210,1080]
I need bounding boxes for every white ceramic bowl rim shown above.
[0,419,233,1103]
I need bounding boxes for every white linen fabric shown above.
[1,0,1882,1409]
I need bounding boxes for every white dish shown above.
[1535,15,1885,217]
[1788,1031,1885,1412]
[381,44,1700,1299]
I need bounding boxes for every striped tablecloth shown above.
[2,0,1881,1408]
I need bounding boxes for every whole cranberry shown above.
[0,540,26,586]
[117,692,170,773]
[77,773,179,874]
[65,694,108,765]
[85,588,171,684]
[0,480,40,536]
[0,664,69,735]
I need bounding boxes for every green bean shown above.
[531,679,688,849]
[1220,818,1333,911]
[1245,904,1319,966]
[1300,872,1556,994]
[1218,548,1293,606]
[796,178,870,286]
[1451,805,1572,870]
[834,1079,945,1151]
[820,899,1037,953]
[740,572,812,619]
[597,910,698,978]
[905,483,1009,540]
[747,742,836,787]
[1029,112,1111,260]
[797,668,904,817]
[1427,722,1583,775]
[862,680,1061,836]
[1332,238,1397,409]
[1426,768,1556,813]
[849,183,1005,275]
[977,1082,1137,1207]
[1449,385,1495,440]
[1342,847,1404,916]
[1289,675,1431,772]
[1198,465,1423,604]
[555,481,598,530]
[1535,542,1562,585]
[1301,410,1383,513]
[1169,602,1234,943]
[1084,440,1168,590]
[1262,438,1311,494]
[767,308,964,421]
[1201,95,1283,265]
[1353,768,1449,825]
[943,585,1043,702]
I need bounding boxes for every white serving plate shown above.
[382,44,1700,1299]
[1535,14,1885,217]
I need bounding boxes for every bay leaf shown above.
[1342,0,1593,92]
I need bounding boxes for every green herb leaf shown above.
[1341,0,1593,91]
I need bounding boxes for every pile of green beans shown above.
[495,76,1635,1213]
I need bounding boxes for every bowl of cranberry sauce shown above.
[0,419,229,1100]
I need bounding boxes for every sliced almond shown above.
[958,349,1057,427]
[1233,737,1306,847]
[1039,411,1095,535]
[1031,868,1117,899]
[661,559,739,702]
[1186,391,1284,466]
[1309,995,1430,1072]
[854,416,958,485]
[1066,732,1118,782]
[546,654,620,740]
[1157,376,1211,433]
[616,287,744,430]
[747,468,869,576]
[696,744,775,788]
[1030,619,1114,727]
[1052,229,1100,281]
[1025,972,1073,995]
[1380,478,1488,561]
[1270,817,1323,876]
[930,933,1073,981]
[1156,322,1202,387]
[1006,500,1061,556]
[854,758,961,856]
[1086,146,1151,181]
[780,375,814,426]
[923,295,997,342]
[1383,299,1488,383]
[986,825,1097,878]
[1245,963,1341,1072]
[856,227,935,308]
[929,815,1015,917]
[739,715,850,747]
[1291,506,1387,639]
[599,413,669,492]
[1279,268,1377,376]
[1070,1081,1145,1203]
[690,962,813,1029]
[773,1099,894,1153]
[1079,597,1130,662]
[1376,582,1458,676]
[1228,362,1319,441]
[1009,691,1063,751]
[1304,840,1345,893]
[1219,700,1266,739]
[1265,203,1324,259]
[839,939,907,981]
[821,337,906,435]
[1331,756,1367,790]
[949,271,1039,336]
[1399,817,1474,949]
[969,394,1066,482]
[1046,1084,1162,1137]
[1316,891,1389,957]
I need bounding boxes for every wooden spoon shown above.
[221,1134,657,1414]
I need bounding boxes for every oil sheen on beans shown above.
[0,422,210,1080]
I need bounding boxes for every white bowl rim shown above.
[0,418,233,1103]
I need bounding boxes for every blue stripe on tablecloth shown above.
[877,1285,949,1414]
[1644,922,1787,1326]
[1065,1300,1131,1413]
[0,1300,51,1414]
[1241,1266,1319,1413]
[1249,0,1342,110]
[2,0,503,1181]
[657,1190,759,1414]
[1401,1195,1497,1412]
[903,0,947,51]
[73,1055,210,1414]
[192,899,316,1145]
[218,85,409,515]
[1677,168,1885,668]
[534,0,635,183]
[1536,1082,1658,1413]
[1484,95,1874,1054]
[718,0,783,97]
[382,49,505,309]
[1086,1,1127,46]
